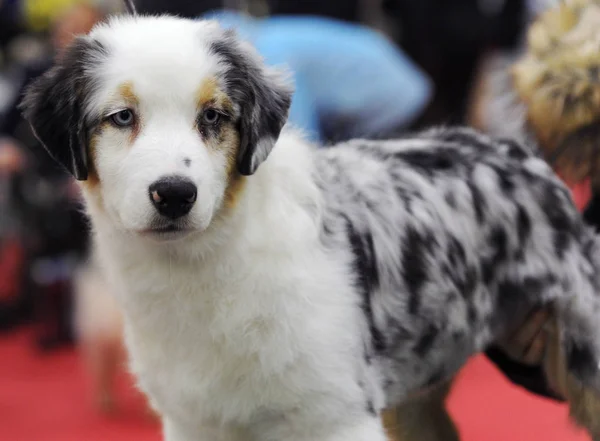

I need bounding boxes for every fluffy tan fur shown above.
[512,0,600,184]
[83,134,101,190]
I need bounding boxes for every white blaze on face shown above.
[82,17,235,233]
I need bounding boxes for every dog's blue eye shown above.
[202,109,220,125]
[110,109,135,127]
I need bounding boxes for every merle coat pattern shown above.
[316,127,600,406]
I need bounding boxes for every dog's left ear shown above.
[210,32,293,176]
[20,37,104,181]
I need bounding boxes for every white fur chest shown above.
[97,228,365,427]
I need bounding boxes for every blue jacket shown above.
[204,11,433,142]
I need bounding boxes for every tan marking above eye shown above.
[118,81,139,107]
[195,77,234,115]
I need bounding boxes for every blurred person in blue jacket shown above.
[203,10,433,144]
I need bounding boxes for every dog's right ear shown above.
[19,37,105,181]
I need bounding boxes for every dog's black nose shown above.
[149,177,197,219]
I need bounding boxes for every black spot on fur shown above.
[491,165,515,194]
[445,191,457,209]
[397,149,458,174]
[498,138,531,160]
[467,305,477,323]
[396,188,414,214]
[366,400,376,416]
[481,226,509,284]
[567,343,597,381]
[447,235,467,267]
[434,128,493,152]
[414,324,439,356]
[540,187,575,259]
[553,232,571,259]
[490,227,508,262]
[495,279,527,313]
[402,227,432,315]
[345,216,385,352]
[494,276,556,326]
[456,266,478,299]
[481,260,494,285]
[183,158,191,167]
[452,331,465,342]
[467,180,485,224]
[516,204,531,245]
[542,187,573,228]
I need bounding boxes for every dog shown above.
[20,15,600,441]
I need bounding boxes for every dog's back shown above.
[315,126,600,401]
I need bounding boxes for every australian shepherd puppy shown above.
[20,14,600,441]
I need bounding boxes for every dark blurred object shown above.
[0,3,99,347]
[26,176,90,350]
[0,137,90,350]
[383,0,527,126]
[0,124,88,351]
[485,335,563,401]
[0,235,28,329]
[584,193,600,232]
[0,0,25,54]
[267,0,360,22]
[135,0,224,17]
[0,142,31,331]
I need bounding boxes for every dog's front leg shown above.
[383,382,459,441]
[255,413,388,441]
[313,415,388,441]
[162,418,243,441]
[162,418,192,441]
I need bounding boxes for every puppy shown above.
[21,15,600,441]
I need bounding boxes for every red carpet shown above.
[0,327,591,441]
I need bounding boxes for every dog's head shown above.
[20,16,292,240]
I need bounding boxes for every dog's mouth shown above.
[151,224,181,233]
[139,223,194,241]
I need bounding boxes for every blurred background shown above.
[0,0,595,440]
